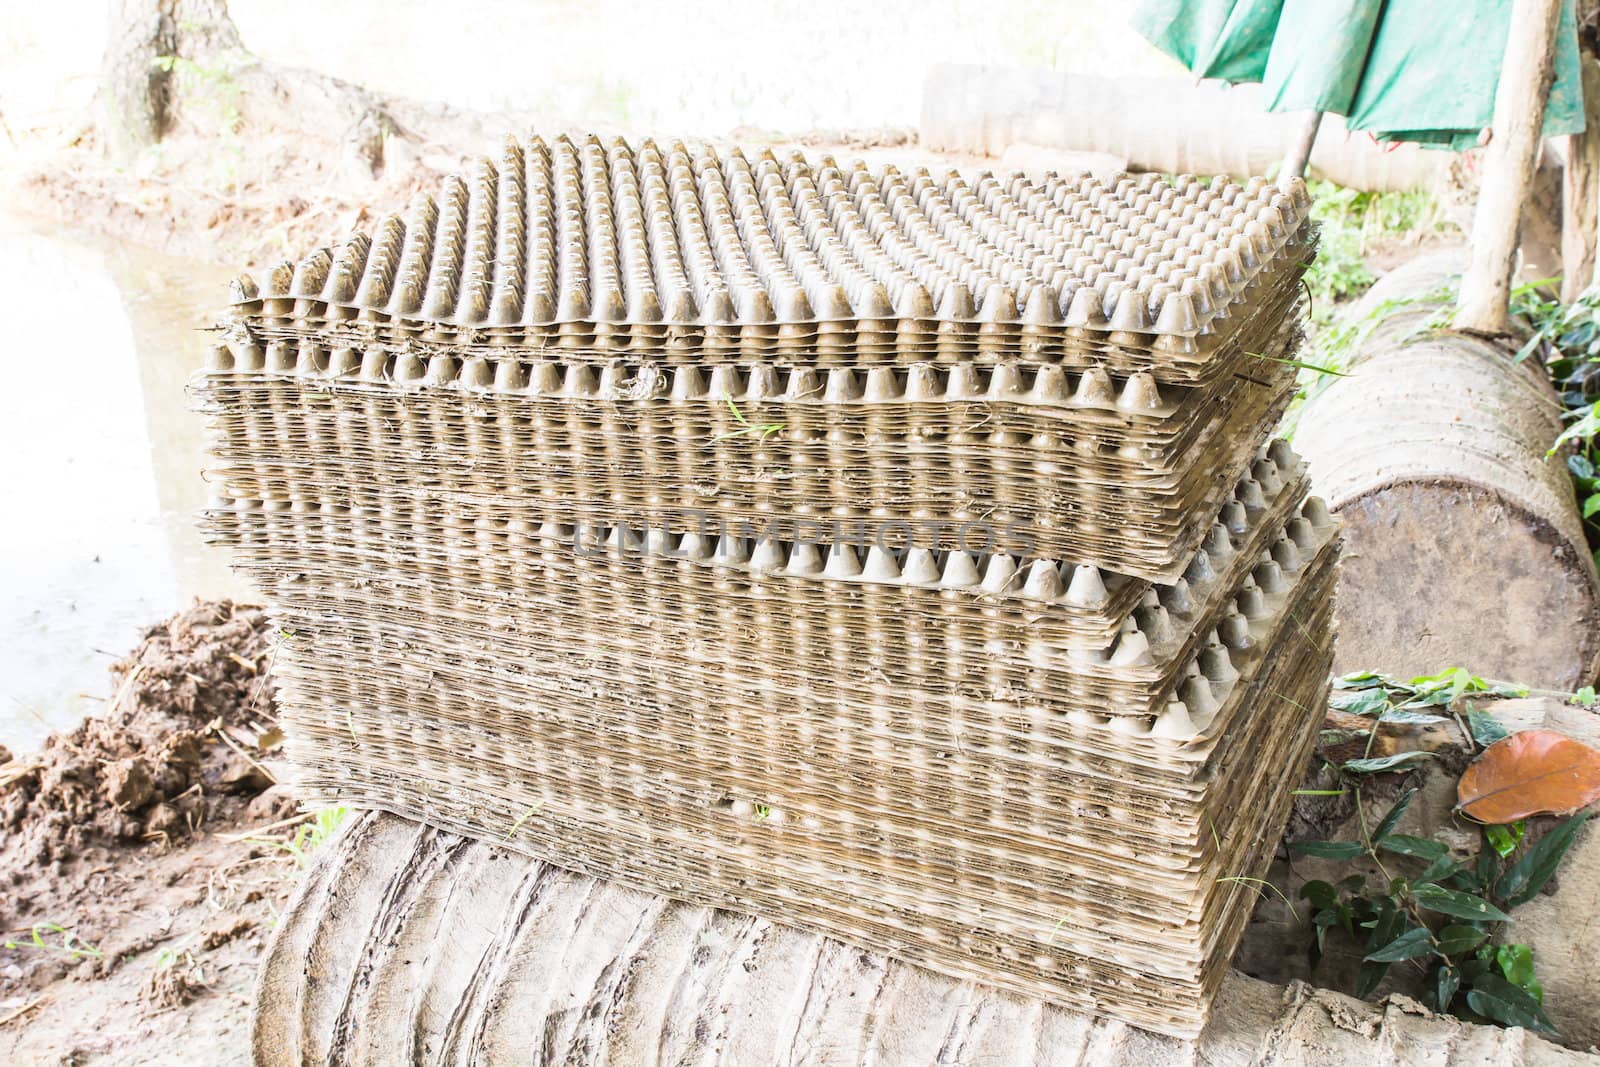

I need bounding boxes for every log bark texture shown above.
[1295,255,1600,689]
[252,809,1599,1066]
[1560,56,1600,302]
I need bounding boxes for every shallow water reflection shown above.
[0,218,251,753]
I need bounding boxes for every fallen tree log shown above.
[920,66,1447,192]
[1294,255,1600,689]
[252,810,1597,1066]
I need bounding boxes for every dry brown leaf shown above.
[1456,729,1600,823]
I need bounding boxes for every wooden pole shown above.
[1458,0,1566,332]
[1278,110,1325,188]
[1562,55,1600,300]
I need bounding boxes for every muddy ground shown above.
[0,601,304,1066]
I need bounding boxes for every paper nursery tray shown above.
[224,133,1314,387]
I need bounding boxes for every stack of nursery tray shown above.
[214,134,1314,578]
[197,134,1338,1038]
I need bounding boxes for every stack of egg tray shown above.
[197,135,1337,1037]
[212,133,1314,580]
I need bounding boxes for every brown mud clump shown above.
[0,601,283,993]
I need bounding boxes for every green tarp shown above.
[1133,0,1585,150]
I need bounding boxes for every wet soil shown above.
[0,601,303,1066]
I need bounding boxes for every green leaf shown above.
[1412,884,1512,922]
[1337,873,1369,894]
[1512,333,1544,365]
[1435,963,1462,1011]
[1585,495,1600,519]
[1496,812,1592,908]
[1319,728,1368,746]
[1408,667,1481,704]
[1414,855,1464,886]
[1484,822,1525,859]
[1453,846,1500,895]
[1573,686,1598,708]
[1334,671,1383,689]
[1356,901,1406,997]
[1342,751,1435,774]
[1436,924,1489,956]
[1379,834,1448,860]
[1466,972,1559,1034]
[1465,709,1510,747]
[1372,788,1418,843]
[1300,880,1339,910]
[1494,943,1543,1002]
[1355,958,1393,999]
[1363,925,1435,962]
[1331,688,1389,716]
[1380,708,1448,725]
[1291,839,1367,859]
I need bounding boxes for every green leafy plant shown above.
[1302,181,1452,324]
[1291,786,1588,1035]
[3,922,103,960]
[1510,281,1600,561]
[1322,669,1528,775]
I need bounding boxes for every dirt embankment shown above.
[0,601,305,1066]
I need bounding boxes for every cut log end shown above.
[1331,480,1600,688]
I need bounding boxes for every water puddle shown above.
[0,217,251,753]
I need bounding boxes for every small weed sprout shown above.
[250,806,349,868]
[147,934,208,1006]
[712,396,784,443]
[4,922,103,960]
[504,801,545,841]
[152,935,199,975]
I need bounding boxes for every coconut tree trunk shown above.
[250,810,1598,1065]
